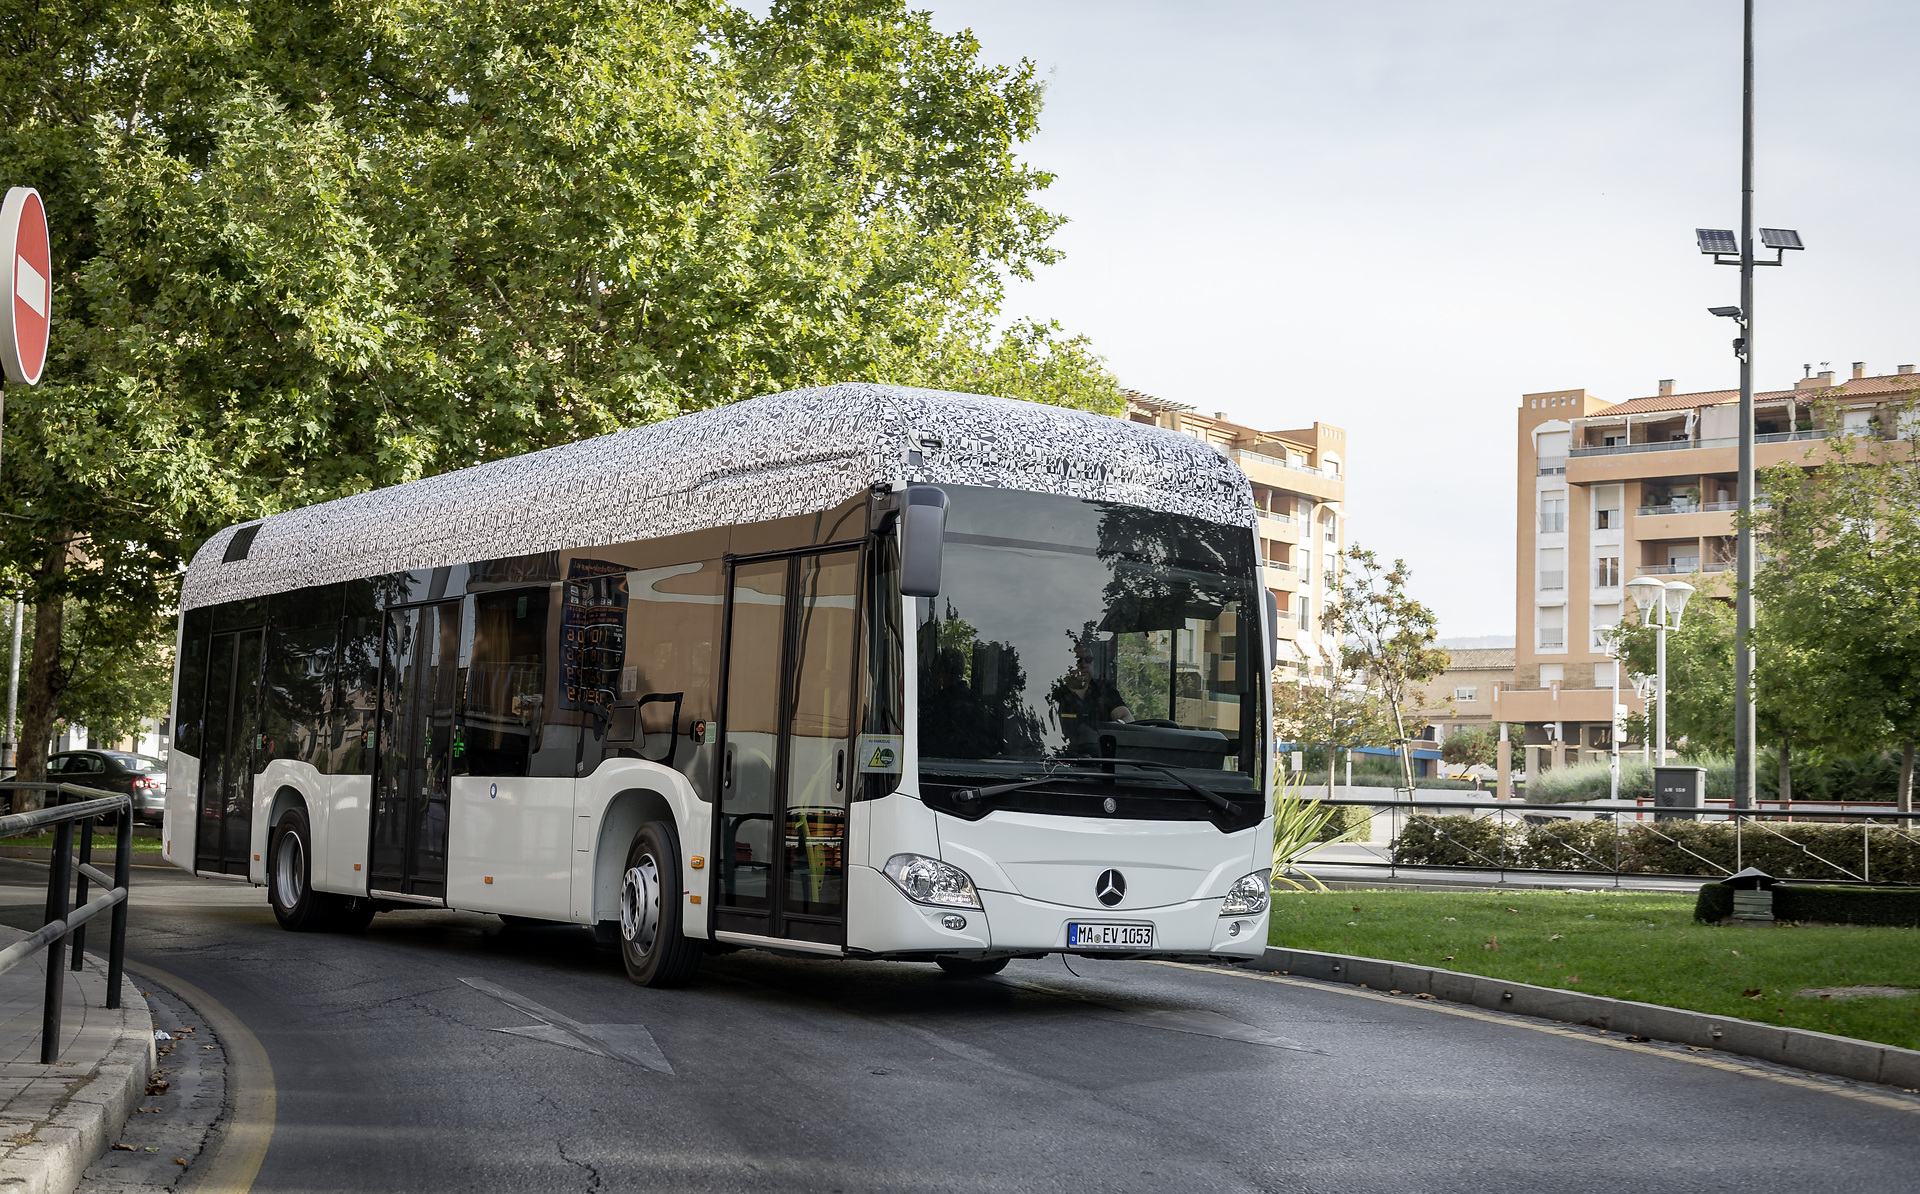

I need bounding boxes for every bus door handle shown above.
[724,744,735,790]
[834,747,846,792]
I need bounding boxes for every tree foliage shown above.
[1328,546,1451,793]
[1752,388,1920,811]
[0,0,1119,781]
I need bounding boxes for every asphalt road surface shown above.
[7,857,1920,1194]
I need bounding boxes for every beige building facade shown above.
[1123,393,1347,676]
[1511,361,1920,773]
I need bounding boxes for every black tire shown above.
[333,898,377,933]
[268,807,337,931]
[618,821,702,988]
[935,956,1009,977]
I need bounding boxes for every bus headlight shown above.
[1220,871,1271,916]
[883,853,982,909]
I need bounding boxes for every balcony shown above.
[1570,427,1830,458]
[1634,561,1699,576]
[1232,448,1324,477]
[1257,509,1298,526]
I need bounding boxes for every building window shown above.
[1595,557,1620,588]
[1323,512,1338,542]
[1453,686,1478,702]
[1539,493,1566,534]
[1298,594,1310,632]
[1537,608,1564,650]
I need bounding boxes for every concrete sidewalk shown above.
[0,926,155,1194]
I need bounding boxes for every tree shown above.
[1329,546,1451,793]
[1610,596,1738,755]
[0,0,1120,790]
[1440,723,1525,769]
[1272,671,1399,792]
[1752,387,1920,814]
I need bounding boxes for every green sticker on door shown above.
[856,734,904,775]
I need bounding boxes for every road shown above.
[5,857,1918,1194]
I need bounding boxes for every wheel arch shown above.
[591,786,676,925]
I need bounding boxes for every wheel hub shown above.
[621,853,661,953]
[276,831,305,909]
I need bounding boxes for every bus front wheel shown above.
[619,821,702,988]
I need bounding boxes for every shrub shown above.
[1514,818,1619,871]
[1695,882,1920,927]
[1390,814,1513,867]
[1313,802,1376,843]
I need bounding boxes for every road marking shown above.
[460,977,673,1074]
[126,960,277,1193]
[1161,962,1920,1116]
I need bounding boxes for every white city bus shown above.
[164,384,1276,986]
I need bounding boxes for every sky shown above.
[922,0,1920,638]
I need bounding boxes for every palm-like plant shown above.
[1271,777,1366,892]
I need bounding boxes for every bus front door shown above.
[369,601,460,901]
[195,627,263,877]
[716,549,859,947]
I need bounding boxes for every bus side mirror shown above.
[1264,589,1280,670]
[900,485,949,598]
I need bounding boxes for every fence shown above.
[1297,795,1920,888]
[0,783,133,1063]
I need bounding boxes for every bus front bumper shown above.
[844,865,1268,961]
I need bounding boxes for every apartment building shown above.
[1122,393,1347,674]
[1511,361,1920,773]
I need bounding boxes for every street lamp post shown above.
[1627,578,1695,765]
[1696,0,1805,810]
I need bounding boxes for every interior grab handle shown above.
[835,747,846,792]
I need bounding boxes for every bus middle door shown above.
[369,600,460,902]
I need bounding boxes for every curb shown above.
[0,968,157,1194]
[1255,946,1920,1090]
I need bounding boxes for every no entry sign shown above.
[1,187,50,386]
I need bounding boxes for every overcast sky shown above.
[925,0,1920,638]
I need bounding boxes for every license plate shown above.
[1067,922,1154,949]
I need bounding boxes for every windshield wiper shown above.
[1100,760,1237,814]
[948,762,1238,815]
[950,771,1112,810]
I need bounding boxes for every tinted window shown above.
[330,580,385,775]
[461,588,550,777]
[262,586,339,773]
[174,607,213,758]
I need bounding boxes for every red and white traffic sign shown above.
[1,187,50,386]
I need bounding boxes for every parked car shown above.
[45,750,167,826]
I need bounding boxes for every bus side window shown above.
[465,588,550,778]
[330,581,382,776]
[619,559,724,796]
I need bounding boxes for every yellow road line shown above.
[1162,962,1920,1116]
[128,959,277,1193]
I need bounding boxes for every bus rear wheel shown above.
[619,821,702,988]
[935,956,1009,977]
[269,808,336,932]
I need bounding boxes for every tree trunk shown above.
[1388,698,1415,794]
[1777,734,1791,805]
[15,537,69,809]
[1899,739,1915,821]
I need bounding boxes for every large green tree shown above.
[1752,390,1920,814]
[0,0,1118,791]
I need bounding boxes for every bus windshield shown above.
[915,485,1262,792]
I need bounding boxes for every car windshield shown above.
[105,753,164,773]
[915,486,1262,791]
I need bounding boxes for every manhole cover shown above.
[1794,986,1916,1001]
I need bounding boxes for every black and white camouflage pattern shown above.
[181,383,1256,611]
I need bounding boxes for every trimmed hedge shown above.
[1391,814,1920,883]
[1313,802,1376,844]
[1695,882,1920,927]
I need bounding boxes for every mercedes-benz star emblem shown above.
[1102,797,1118,814]
[1095,869,1126,907]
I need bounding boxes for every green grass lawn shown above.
[1,830,163,852]
[1271,888,1920,1051]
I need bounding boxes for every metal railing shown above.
[0,784,133,1063]
[1291,794,1920,889]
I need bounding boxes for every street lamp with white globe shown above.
[1626,577,1695,765]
